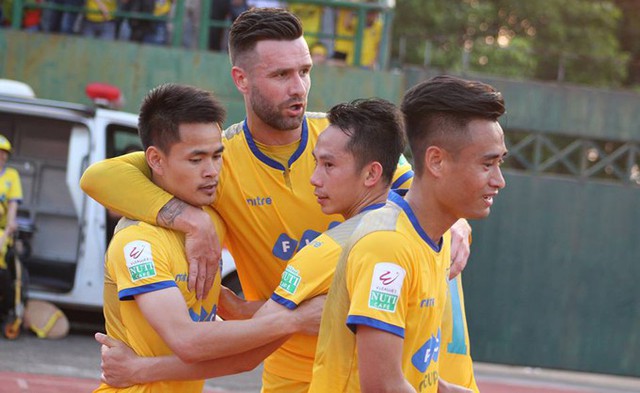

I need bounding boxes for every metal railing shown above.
[8,0,394,69]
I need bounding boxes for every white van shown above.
[0,80,240,310]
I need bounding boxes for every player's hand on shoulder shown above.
[293,295,326,336]
[183,208,221,299]
[449,218,472,279]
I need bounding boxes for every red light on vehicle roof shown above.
[85,82,123,108]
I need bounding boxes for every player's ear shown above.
[231,66,249,94]
[363,161,383,187]
[146,146,165,176]
[424,146,445,178]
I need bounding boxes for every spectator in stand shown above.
[181,0,200,48]
[288,3,322,47]
[59,0,84,34]
[310,41,328,65]
[139,0,171,45]
[82,0,117,40]
[1,0,43,31]
[208,0,249,51]
[331,0,383,69]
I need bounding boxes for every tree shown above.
[392,0,630,88]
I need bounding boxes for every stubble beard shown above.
[250,89,305,132]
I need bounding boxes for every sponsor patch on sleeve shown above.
[123,240,156,282]
[368,262,406,312]
[278,265,301,295]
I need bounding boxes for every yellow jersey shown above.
[439,275,479,392]
[80,114,414,390]
[333,9,383,67]
[85,0,117,23]
[0,166,22,229]
[269,202,387,383]
[309,191,450,393]
[289,4,323,46]
[94,208,222,393]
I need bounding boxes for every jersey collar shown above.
[389,189,442,252]
[242,117,309,171]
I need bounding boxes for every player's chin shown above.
[466,207,491,220]
[193,191,216,206]
[319,203,337,216]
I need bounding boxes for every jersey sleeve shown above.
[80,151,173,224]
[391,154,414,190]
[203,206,227,246]
[344,231,414,338]
[108,226,177,301]
[271,234,339,309]
[6,168,23,202]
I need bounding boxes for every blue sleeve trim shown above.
[119,280,177,301]
[346,315,405,338]
[391,170,414,189]
[270,293,298,310]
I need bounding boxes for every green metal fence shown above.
[6,0,393,68]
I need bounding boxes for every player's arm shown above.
[136,286,324,363]
[96,333,275,387]
[97,295,324,386]
[80,152,169,222]
[449,219,472,279]
[357,326,414,393]
[80,152,222,298]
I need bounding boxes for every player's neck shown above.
[404,184,456,244]
[342,187,388,220]
[246,115,302,146]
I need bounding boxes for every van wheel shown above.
[222,272,244,299]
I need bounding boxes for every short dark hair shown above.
[327,98,406,186]
[228,8,303,66]
[138,84,226,152]
[401,75,505,176]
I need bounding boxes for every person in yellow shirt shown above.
[0,135,22,270]
[96,96,409,392]
[82,0,117,39]
[80,8,473,392]
[309,75,507,392]
[332,2,383,68]
[93,83,323,393]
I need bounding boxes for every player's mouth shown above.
[482,192,498,206]
[200,183,218,194]
[314,192,328,205]
[285,101,305,116]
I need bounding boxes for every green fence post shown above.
[378,8,393,70]
[198,0,212,50]
[353,5,365,67]
[171,0,186,47]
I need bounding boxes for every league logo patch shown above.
[279,265,301,295]
[368,263,406,312]
[124,240,156,282]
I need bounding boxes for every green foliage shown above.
[392,0,631,88]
